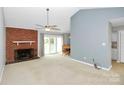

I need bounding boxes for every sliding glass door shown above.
[44,35,63,55]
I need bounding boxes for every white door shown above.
[119,31,124,63]
[44,35,57,55]
[44,35,63,55]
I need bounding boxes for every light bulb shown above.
[45,28,50,31]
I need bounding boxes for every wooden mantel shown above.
[13,41,35,46]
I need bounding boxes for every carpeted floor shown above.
[1,55,124,85]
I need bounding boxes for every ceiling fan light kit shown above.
[45,27,51,31]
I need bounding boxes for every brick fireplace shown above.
[6,27,38,64]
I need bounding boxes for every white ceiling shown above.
[3,7,81,33]
[110,17,124,27]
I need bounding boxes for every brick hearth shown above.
[6,27,38,64]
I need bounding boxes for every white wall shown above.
[112,31,118,42]
[0,7,5,81]
[113,26,124,32]
[111,31,118,60]
[118,31,124,62]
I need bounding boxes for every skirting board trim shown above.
[0,64,5,83]
[70,58,112,71]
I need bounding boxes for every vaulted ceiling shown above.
[3,7,81,33]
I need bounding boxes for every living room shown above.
[1,6,124,86]
[1,0,124,93]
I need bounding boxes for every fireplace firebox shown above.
[14,48,35,62]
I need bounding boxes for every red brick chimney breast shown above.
[6,27,38,64]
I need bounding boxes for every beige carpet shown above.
[1,55,124,85]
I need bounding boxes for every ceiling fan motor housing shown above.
[46,8,49,11]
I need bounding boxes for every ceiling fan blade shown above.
[36,24,45,27]
[50,25,58,27]
[50,28,61,31]
[46,25,57,28]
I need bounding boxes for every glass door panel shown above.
[49,37,57,54]
[44,35,63,55]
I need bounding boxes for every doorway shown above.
[109,17,124,68]
[44,35,63,55]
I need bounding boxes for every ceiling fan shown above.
[36,8,60,31]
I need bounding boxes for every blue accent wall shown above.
[71,8,124,68]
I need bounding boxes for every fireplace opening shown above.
[14,48,35,62]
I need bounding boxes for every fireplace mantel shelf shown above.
[13,41,35,46]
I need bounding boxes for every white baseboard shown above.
[70,58,112,71]
[0,64,5,83]
[99,65,112,71]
